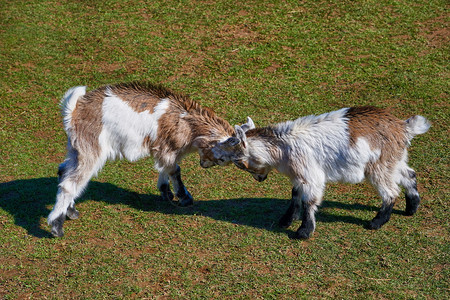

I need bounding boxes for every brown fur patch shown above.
[70,89,104,157]
[110,86,159,113]
[152,110,192,156]
[109,82,185,113]
[245,127,284,150]
[200,148,215,162]
[346,106,408,174]
[346,107,406,148]
[245,127,277,138]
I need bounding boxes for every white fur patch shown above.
[100,91,169,161]
[288,108,348,136]
[328,137,380,183]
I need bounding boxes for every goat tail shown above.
[405,115,430,141]
[61,86,86,133]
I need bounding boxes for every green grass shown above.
[0,0,448,298]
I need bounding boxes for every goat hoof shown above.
[368,220,382,230]
[51,227,64,238]
[66,207,80,220]
[162,191,175,202]
[168,190,175,201]
[50,215,65,237]
[404,206,418,216]
[178,193,193,207]
[405,194,420,216]
[161,188,175,202]
[279,215,293,228]
[160,183,175,202]
[293,228,312,240]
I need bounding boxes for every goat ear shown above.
[240,117,255,132]
[242,160,249,169]
[234,125,247,148]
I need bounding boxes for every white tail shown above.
[61,86,86,133]
[405,115,431,140]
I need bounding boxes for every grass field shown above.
[0,0,448,298]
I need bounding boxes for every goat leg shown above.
[368,201,394,229]
[279,187,301,228]
[170,166,193,206]
[294,201,316,239]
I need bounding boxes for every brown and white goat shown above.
[213,106,430,239]
[48,82,253,237]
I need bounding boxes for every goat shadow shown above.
[0,177,405,238]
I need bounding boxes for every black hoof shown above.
[368,203,394,230]
[178,192,193,207]
[161,190,175,202]
[405,194,420,216]
[404,207,418,216]
[50,214,65,237]
[160,183,175,202]
[279,214,294,228]
[368,219,383,230]
[293,228,312,240]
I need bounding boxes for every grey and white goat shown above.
[213,106,430,239]
[48,82,253,237]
